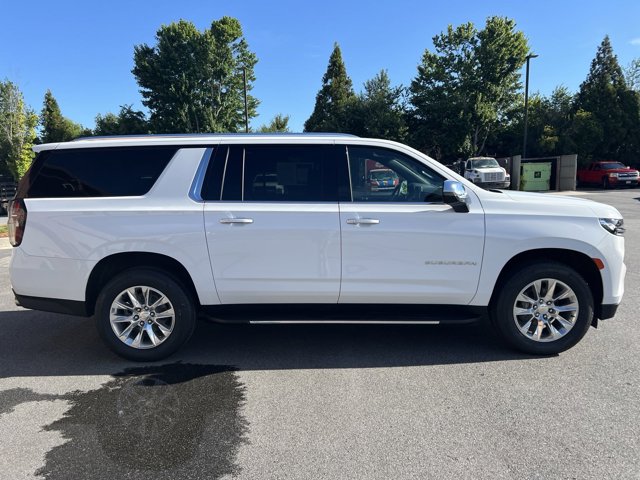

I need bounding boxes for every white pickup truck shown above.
[464,157,511,189]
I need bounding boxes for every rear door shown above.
[202,143,347,304]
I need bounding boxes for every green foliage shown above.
[40,90,86,142]
[258,114,290,133]
[95,105,149,135]
[626,58,640,92]
[574,36,639,162]
[0,80,38,179]
[349,70,407,142]
[133,17,258,134]
[304,43,356,132]
[489,86,576,158]
[409,16,528,159]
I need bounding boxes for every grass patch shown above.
[0,225,7,238]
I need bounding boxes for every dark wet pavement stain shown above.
[0,388,64,416]
[11,363,248,479]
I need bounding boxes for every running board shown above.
[249,320,441,325]
[200,304,486,325]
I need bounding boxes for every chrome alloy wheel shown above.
[512,278,579,342]
[109,286,175,349]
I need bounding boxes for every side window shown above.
[26,147,177,198]
[214,144,347,202]
[346,146,445,203]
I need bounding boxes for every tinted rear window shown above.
[25,147,177,198]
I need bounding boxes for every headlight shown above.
[599,218,625,236]
[608,172,618,178]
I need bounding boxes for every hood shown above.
[474,166,505,172]
[482,189,622,219]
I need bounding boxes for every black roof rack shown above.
[72,132,359,142]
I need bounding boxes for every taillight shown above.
[8,199,27,247]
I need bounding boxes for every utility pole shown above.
[243,68,249,133]
[523,53,539,159]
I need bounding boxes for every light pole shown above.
[242,68,249,133]
[522,53,539,159]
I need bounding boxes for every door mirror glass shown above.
[443,180,469,212]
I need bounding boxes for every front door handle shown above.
[346,218,380,225]
[219,218,254,225]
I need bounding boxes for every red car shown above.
[576,161,639,189]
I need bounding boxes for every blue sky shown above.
[2,0,639,132]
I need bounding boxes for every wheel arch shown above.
[85,252,200,316]
[489,248,603,318]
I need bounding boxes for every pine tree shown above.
[304,43,356,132]
[40,90,86,142]
[259,114,290,133]
[574,36,640,161]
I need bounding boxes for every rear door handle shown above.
[219,218,254,225]
[346,218,380,225]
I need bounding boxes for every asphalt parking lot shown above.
[0,189,638,480]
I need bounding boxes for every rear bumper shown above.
[14,292,88,316]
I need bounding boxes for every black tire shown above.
[95,268,196,361]
[491,262,593,355]
[602,176,610,189]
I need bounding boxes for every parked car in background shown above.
[0,176,17,215]
[576,161,639,189]
[464,157,510,189]
[367,168,399,192]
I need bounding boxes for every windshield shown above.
[469,158,499,168]
[600,162,626,170]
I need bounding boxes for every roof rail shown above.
[72,132,359,141]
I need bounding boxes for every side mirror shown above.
[443,180,469,213]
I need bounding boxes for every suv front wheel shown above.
[492,262,594,355]
[95,268,196,361]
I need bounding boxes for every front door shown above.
[338,145,485,305]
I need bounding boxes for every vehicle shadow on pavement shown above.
[0,308,538,379]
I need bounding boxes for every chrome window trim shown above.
[344,144,354,202]
[219,146,231,200]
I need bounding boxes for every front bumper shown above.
[472,179,511,189]
[610,177,638,187]
[598,303,619,320]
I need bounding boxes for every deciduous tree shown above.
[349,70,407,142]
[95,105,149,135]
[409,16,528,160]
[0,80,38,179]
[133,17,258,133]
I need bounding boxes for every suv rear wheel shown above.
[491,262,593,355]
[95,268,196,361]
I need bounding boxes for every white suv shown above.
[8,134,625,360]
